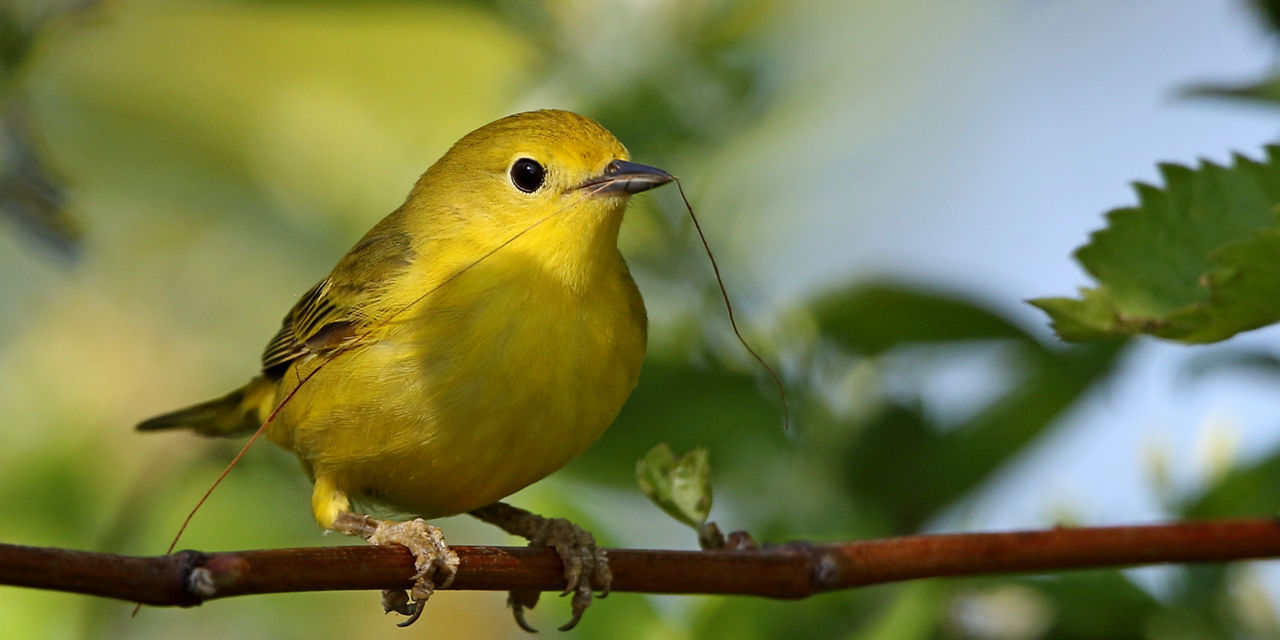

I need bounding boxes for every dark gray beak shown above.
[578,160,673,195]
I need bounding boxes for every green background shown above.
[3,1,1280,638]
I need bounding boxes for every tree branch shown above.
[4,518,1279,607]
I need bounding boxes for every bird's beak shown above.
[578,160,673,195]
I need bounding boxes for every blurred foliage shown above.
[813,283,1035,355]
[1181,0,1280,109]
[1184,0,1280,108]
[0,0,96,257]
[812,283,1125,533]
[1180,349,1280,383]
[0,105,79,257]
[2,1,1280,640]
[1185,77,1280,108]
[1248,0,1280,33]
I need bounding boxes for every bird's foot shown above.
[470,502,610,632]
[331,513,459,627]
[531,515,611,632]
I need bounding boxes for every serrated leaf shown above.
[636,444,712,528]
[1031,147,1280,343]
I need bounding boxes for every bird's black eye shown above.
[510,158,546,193]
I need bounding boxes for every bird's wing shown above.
[261,228,414,377]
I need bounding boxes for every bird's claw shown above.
[357,517,458,627]
[521,517,611,632]
[380,589,428,627]
[508,589,541,633]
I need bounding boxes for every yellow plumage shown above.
[139,109,664,532]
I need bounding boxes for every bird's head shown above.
[408,110,672,241]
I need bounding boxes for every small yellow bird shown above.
[137,109,671,629]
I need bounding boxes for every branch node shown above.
[188,567,216,599]
[812,551,843,590]
[172,549,214,604]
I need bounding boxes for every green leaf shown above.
[813,282,1038,355]
[1031,147,1280,343]
[636,443,713,528]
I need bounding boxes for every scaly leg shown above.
[314,476,458,626]
[469,502,610,632]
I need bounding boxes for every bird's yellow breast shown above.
[269,212,646,520]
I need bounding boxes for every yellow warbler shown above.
[137,109,671,629]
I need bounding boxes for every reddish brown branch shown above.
[3,518,1279,607]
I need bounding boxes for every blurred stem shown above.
[2,519,1279,606]
[0,104,79,257]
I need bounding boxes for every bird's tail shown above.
[136,376,278,437]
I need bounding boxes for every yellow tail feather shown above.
[136,376,276,437]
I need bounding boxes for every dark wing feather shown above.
[260,228,415,378]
